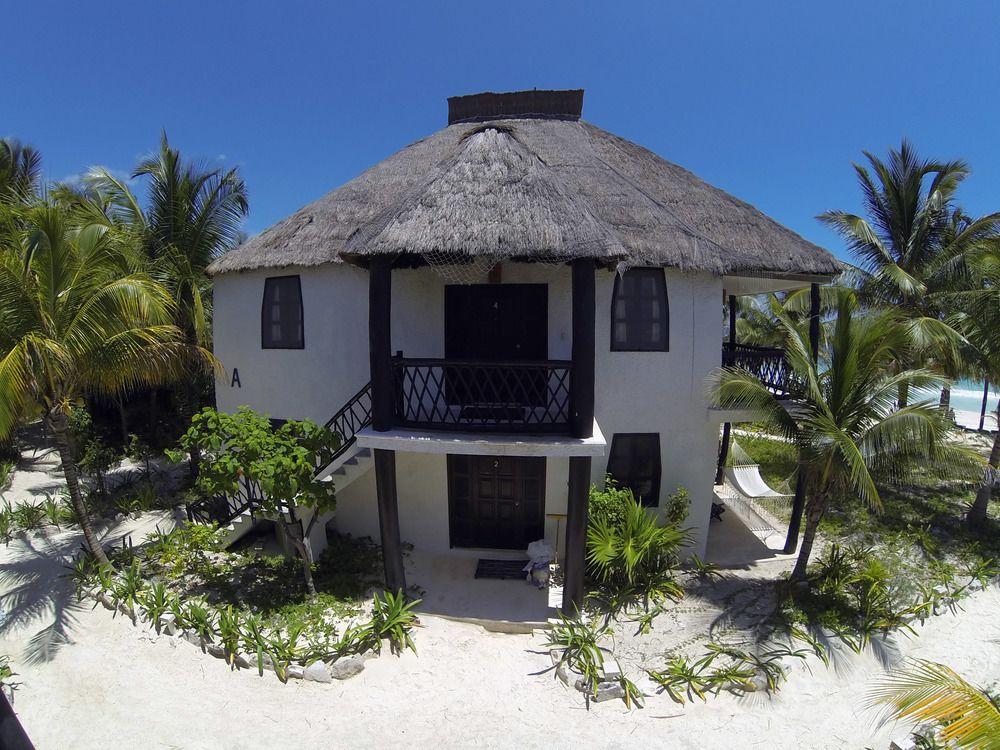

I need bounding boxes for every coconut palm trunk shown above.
[790,491,828,581]
[48,411,109,565]
[967,429,999,528]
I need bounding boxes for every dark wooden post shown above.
[369,256,394,432]
[562,455,591,615]
[784,282,822,554]
[808,282,821,360]
[374,448,406,594]
[715,294,737,484]
[980,380,991,432]
[570,259,596,439]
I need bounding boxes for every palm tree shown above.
[868,659,1000,749]
[819,141,1000,406]
[0,138,42,201]
[710,290,973,580]
[0,202,192,563]
[945,243,1000,529]
[65,135,247,452]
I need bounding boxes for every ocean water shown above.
[949,379,998,414]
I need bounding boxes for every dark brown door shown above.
[448,455,546,549]
[444,284,548,410]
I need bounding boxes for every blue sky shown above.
[5,1,1000,259]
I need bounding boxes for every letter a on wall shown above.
[231,368,241,388]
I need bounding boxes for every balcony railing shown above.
[722,343,791,395]
[392,357,573,433]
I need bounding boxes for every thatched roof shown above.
[210,91,839,277]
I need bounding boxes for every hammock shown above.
[719,437,793,539]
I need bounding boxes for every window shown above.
[261,276,304,349]
[606,433,661,507]
[611,268,669,351]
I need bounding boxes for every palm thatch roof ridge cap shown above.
[209,114,839,276]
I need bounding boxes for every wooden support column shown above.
[715,294,738,485]
[369,256,394,432]
[980,380,991,432]
[562,455,591,615]
[570,259,596,439]
[808,282,821,361]
[784,282,822,554]
[374,448,406,594]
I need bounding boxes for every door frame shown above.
[446,454,547,550]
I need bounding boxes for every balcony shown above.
[722,343,791,396]
[392,357,573,434]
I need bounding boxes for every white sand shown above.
[2,519,998,750]
[955,408,999,433]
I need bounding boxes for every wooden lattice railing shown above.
[722,343,791,395]
[392,356,573,433]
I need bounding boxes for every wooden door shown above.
[448,455,546,549]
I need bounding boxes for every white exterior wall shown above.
[212,263,723,556]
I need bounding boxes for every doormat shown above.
[474,558,528,580]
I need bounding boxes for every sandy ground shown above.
[1,516,997,750]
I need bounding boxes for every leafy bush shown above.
[662,486,690,526]
[588,477,634,530]
[587,492,689,614]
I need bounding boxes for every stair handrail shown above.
[319,380,373,471]
[187,382,373,526]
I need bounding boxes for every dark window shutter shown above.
[606,433,662,507]
[261,276,304,349]
[610,268,669,351]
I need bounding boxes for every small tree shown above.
[170,407,340,596]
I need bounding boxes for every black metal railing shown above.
[186,476,264,526]
[392,357,573,432]
[322,381,373,466]
[722,343,791,395]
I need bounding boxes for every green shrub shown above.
[587,492,689,615]
[142,524,226,578]
[12,501,46,531]
[663,486,690,526]
[588,477,634,530]
[0,460,13,491]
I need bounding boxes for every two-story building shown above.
[207,89,839,614]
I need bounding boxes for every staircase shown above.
[186,382,374,545]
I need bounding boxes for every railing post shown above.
[369,256,394,432]
[571,259,596,438]
[716,293,737,484]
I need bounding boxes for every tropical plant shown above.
[139,580,170,632]
[868,659,1000,749]
[168,407,339,595]
[11,501,45,531]
[0,138,41,203]
[711,289,978,580]
[0,202,197,564]
[587,491,689,610]
[942,243,1000,529]
[338,590,420,657]
[685,553,725,583]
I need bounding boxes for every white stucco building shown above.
[208,89,838,613]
